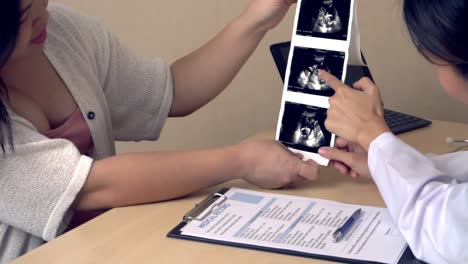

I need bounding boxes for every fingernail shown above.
[318,148,327,155]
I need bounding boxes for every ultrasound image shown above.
[288,47,345,97]
[279,103,331,153]
[297,0,351,41]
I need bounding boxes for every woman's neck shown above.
[0,50,45,93]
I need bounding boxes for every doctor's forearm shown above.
[169,13,267,117]
[369,133,468,263]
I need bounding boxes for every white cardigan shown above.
[0,4,173,263]
[369,132,468,264]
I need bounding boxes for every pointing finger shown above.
[319,147,353,167]
[319,70,347,92]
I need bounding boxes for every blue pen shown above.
[332,208,362,243]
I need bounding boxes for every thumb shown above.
[353,77,378,96]
[318,147,353,167]
[297,159,319,181]
[335,137,349,149]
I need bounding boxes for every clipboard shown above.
[167,188,425,264]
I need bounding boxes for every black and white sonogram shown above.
[297,0,351,41]
[279,103,332,153]
[288,47,345,97]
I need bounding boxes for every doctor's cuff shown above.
[367,132,398,173]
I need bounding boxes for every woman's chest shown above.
[7,57,79,133]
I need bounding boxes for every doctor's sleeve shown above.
[368,132,468,264]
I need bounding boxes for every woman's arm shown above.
[170,0,296,117]
[74,140,319,210]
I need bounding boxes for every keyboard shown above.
[384,109,432,135]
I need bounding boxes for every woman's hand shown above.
[238,140,319,189]
[319,138,371,179]
[319,70,390,151]
[242,0,297,32]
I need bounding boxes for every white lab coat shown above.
[368,133,468,264]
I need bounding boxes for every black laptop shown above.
[270,41,432,135]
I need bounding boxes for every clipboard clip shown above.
[183,192,227,223]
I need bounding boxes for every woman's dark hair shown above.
[403,0,468,77]
[0,0,21,152]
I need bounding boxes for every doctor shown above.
[318,0,468,263]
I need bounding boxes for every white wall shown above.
[52,0,468,153]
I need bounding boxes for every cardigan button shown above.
[87,111,96,120]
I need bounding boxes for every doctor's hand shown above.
[238,140,319,189]
[319,138,371,179]
[319,70,390,151]
[242,0,297,32]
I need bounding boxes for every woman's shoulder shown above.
[48,3,102,30]
[46,3,108,51]
[48,3,94,32]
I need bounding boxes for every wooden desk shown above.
[14,120,468,264]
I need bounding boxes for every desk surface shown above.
[14,120,468,264]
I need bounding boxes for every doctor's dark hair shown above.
[0,0,21,152]
[403,0,468,77]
